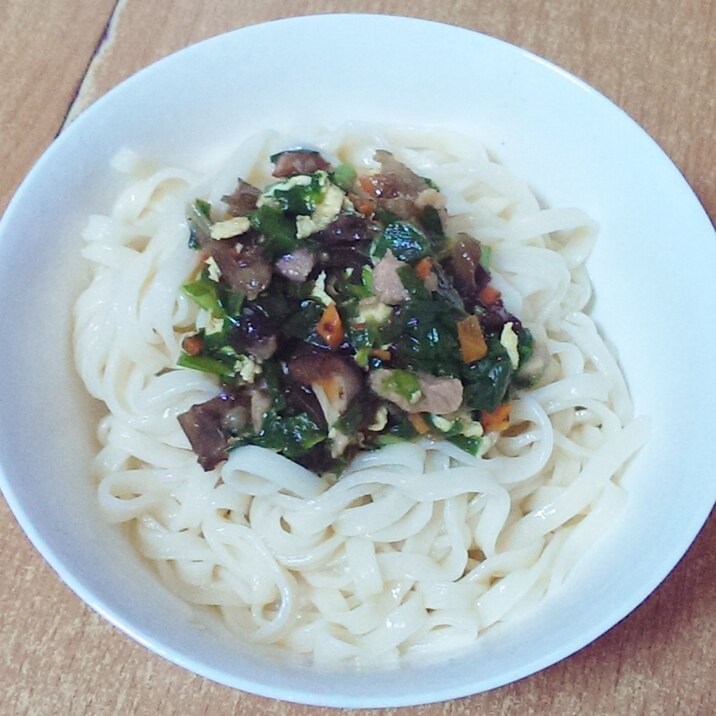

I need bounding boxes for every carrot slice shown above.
[356,197,376,215]
[370,348,392,361]
[408,413,430,434]
[480,403,510,432]
[477,284,501,306]
[358,174,380,196]
[415,256,433,280]
[349,192,377,216]
[316,302,344,350]
[457,314,488,363]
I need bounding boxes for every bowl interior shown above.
[0,15,714,708]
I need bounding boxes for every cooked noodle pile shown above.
[74,125,648,667]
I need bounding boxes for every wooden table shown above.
[1,2,714,714]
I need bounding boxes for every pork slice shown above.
[369,369,463,415]
[275,248,315,282]
[373,150,430,198]
[372,250,408,304]
[415,373,464,414]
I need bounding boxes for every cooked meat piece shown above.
[222,180,261,216]
[415,188,447,211]
[275,248,315,282]
[373,150,430,198]
[379,196,418,220]
[415,373,464,414]
[272,150,330,178]
[372,250,409,304]
[369,369,463,415]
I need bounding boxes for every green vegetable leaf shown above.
[389,296,463,376]
[182,278,224,317]
[448,434,482,455]
[375,414,418,445]
[382,369,421,403]
[250,205,298,258]
[195,199,212,219]
[331,163,357,192]
[270,174,324,215]
[282,300,325,344]
[371,222,431,262]
[249,411,326,458]
[418,205,444,237]
[461,339,513,412]
[177,352,236,377]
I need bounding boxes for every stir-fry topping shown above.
[177,148,535,473]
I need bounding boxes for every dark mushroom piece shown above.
[227,304,278,360]
[271,150,330,178]
[178,391,250,471]
[208,242,273,301]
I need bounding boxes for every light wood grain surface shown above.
[1,2,714,714]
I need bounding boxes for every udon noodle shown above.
[73,124,648,667]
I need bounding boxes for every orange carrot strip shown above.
[316,302,344,350]
[480,403,510,432]
[356,198,376,216]
[370,348,392,361]
[457,314,488,363]
[349,192,377,216]
[415,256,433,280]
[477,284,501,306]
[408,413,430,434]
[358,174,379,196]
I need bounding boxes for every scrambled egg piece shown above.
[234,354,262,383]
[205,256,221,282]
[367,406,388,431]
[296,183,345,239]
[210,216,251,239]
[500,321,520,369]
[310,271,333,306]
[461,419,484,438]
[355,297,392,325]
[204,313,224,336]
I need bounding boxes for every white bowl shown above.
[0,15,714,708]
